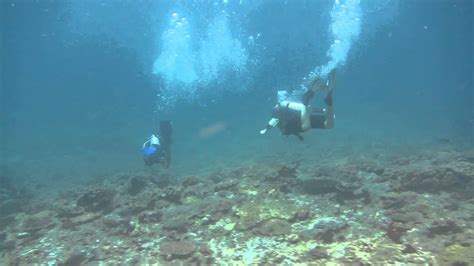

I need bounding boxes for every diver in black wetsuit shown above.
[260,69,336,140]
[142,120,172,167]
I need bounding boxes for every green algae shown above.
[437,244,474,265]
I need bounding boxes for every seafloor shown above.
[1,142,473,265]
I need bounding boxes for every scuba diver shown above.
[142,120,172,167]
[260,69,336,140]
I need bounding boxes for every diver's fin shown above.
[309,78,326,94]
[160,120,172,143]
[327,68,336,93]
[302,90,314,106]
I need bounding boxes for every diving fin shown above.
[160,120,172,143]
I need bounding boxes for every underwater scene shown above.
[1,0,473,264]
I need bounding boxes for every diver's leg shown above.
[301,107,311,131]
[310,108,326,129]
[309,92,334,130]
[323,92,334,129]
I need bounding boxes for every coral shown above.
[289,209,314,223]
[0,199,25,217]
[256,219,291,236]
[303,246,330,261]
[427,220,463,238]
[76,188,116,213]
[264,165,299,193]
[437,244,474,266]
[161,205,194,233]
[297,178,340,195]
[300,217,349,243]
[160,197,233,234]
[276,165,297,179]
[386,151,474,193]
[137,210,162,224]
[62,212,101,229]
[385,221,408,244]
[182,183,214,199]
[126,175,149,195]
[182,176,202,187]
[214,179,239,192]
[285,234,300,243]
[159,186,183,203]
[159,240,196,261]
[2,146,473,265]
[235,198,298,231]
[58,250,88,266]
[21,211,56,233]
[0,215,16,231]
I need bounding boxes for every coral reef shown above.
[1,146,473,264]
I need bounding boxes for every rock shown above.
[55,205,85,219]
[160,240,195,261]
[182,183,214,198]
[0,215,16,231]
[159,186,183,203]
[182,176,201,187]
[0,199,24,217]
[256,219,291,236]
[286,234,300,243]
[161,198,233,233]
[277,165,297,179]
[223,222,236,231]
[21,211,56,234]
[161,206,194,233]
[103,214,130,228]
[197,199,233,226]
[76,188,116,213]
[59,250,89,266]
[387,153,474,193]
[437,244,474,266]
[298,178,340,195]
[0,239,15,252]
[214,179,239,192]
[127,176,149,195]
[303,247,330,261]
[138,210,162,224]
[427,220,463,238]
[300,218,348,243]
[62,212,102,229]
[264,165,298,193]
[289,209,313,223]
[385,221,408,244]
[402,245,417,254]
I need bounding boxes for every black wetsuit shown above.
[272,105,304,139]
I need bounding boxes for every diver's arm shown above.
[260,118,279,135]
[142,138,151,149]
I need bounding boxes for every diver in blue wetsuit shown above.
[142,120,172,168]
[260,69,336,141]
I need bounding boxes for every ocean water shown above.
[1,0,473,264]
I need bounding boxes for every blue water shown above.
[1,0,472,193]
